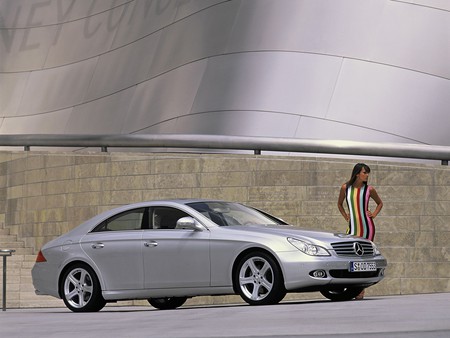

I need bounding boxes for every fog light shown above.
[311,270,327,278]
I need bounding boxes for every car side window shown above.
[151,207,189,229]
[92,208,147,232]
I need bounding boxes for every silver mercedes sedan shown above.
[32,199,387,312]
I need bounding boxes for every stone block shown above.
[435,231,450,246]
[196,187,246,202]
[74,154,110,165]
[412,247,447,262]
[377,169,434,186]
[425,186,450,201]
[107,189,143,205]
[9,158,27,174]
[422,216,450,231]
[142,188,195,201]
[0,177,6,189]
[155,157,202,174]
[72,177,106,193]
[424,201,450,216]
[68,192,102,207]
[44,180,72,195]
[111,160,151,176]
[25,155,45,170]
[154,173,198,189]
[376,216,420,232]
[7,185,24,199]
[383,202,424,216]
[401,278,450,294]
[423,262,450,278]
[200,172,249,188]
[377,231,415,247]
[434,170,450,185]
[306,186,338,201]
[414,232,435,247]
[75,163,109,178]
[369,278,401,295]
[382,186,427,201]
[380,247,412,263]
[248,186,304,202]
[0,161,8,175]
[66,206,98,224]
[301,200,336,216]
[111,175,154,191]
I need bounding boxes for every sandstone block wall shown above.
[0,151,448,308]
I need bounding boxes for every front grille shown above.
[331,241,374,257]
[329,269,381,278]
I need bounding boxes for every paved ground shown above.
[1,293,449,338]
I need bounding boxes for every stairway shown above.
[0,226,62,309]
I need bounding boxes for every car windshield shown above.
[187,201,286,226]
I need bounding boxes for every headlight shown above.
[287,238,330,256]
[372,243,381,256]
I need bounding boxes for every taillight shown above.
[35,250,47,263]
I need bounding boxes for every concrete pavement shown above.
[1,293,449,338]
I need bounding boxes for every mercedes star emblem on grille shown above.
[353,242,364,256]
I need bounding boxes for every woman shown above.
[337,163,383,299]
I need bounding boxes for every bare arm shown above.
[368,187,383,218]
[337,184,349,221]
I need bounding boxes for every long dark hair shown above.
[346,163,371,187]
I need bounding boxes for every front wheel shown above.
[148,297,187,310]
[234,251,286,305]
[320,287,364,301]
[61,263,106,312]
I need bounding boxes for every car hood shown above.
[222,224,363,245]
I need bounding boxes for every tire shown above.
[61,263,106,312]
[148,297,188,310]
[320,287,364,301]
[234,251,286,305]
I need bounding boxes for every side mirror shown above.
[175,217,203,231]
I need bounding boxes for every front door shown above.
[142,206,210,289]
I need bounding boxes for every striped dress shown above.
[345,183,375,241]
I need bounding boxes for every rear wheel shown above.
[61,263,106,312]
[320,287,364,301]
[234,251,286,305]
[148,297,187,310]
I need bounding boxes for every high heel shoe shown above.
[355,290,365,300]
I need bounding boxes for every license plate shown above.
[349,262,377,272]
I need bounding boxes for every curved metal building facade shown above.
[1,0,449,145]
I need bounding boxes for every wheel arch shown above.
[231,247,285,294]
[57,260,100,298]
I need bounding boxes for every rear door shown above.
[81,208,146,291]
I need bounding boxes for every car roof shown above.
[156,199,227,204]
[118,199,229,208]
[68,199,231,234]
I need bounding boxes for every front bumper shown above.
[279,251,387,291]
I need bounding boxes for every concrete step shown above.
[0,234,17,242]
[0,229,47,308]
[0,241,27,249]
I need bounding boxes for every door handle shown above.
[91,243,104,249]
[144,241,158,247]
